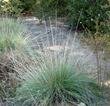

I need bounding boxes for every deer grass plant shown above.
[14,34,103,106]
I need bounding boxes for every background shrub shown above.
[0,0,23,17]
[33,0,110,33]
[19,0,36,13]
[33,0,68,21]
[0,0,109,34]
[66,0,110,33]
[0,0,36,17]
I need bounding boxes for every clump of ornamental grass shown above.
[0,17,30,74]
[0,17,31,100]
[14,34,104,106]
[0,17,28,53]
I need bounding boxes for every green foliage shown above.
[0,18,27,53]
[0,0,36,16]
[0,0,23,17]
[34,0,110,33]
[34,0,68,20]
[67,0,110,33]
[19,0,36,12]
[0,0,109,34]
